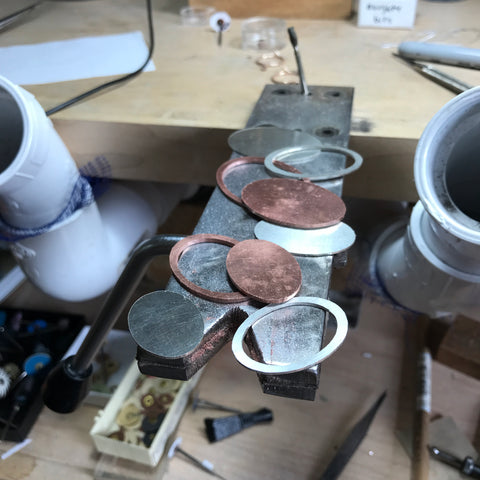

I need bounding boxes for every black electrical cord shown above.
[45,0,154,116]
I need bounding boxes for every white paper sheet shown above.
[0,31,155,85]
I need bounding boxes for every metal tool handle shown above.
[42,234,184,413]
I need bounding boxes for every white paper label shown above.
[357,0,417,29]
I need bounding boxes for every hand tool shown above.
[398,41,480,70]
[288,27,309,95]
[429,446,480,478]
[394,53,472,95]
[319,391,387,480]
[204,407,273,442]
[168,437,228,480]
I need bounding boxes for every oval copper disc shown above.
[241,178,346,229]
[216,156,265,206]
[169,233,249,304]
[226,239,302,304]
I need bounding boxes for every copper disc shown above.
[241,178,346,229]
[216,156,265,206]
[226,239,302,304]
[169,234,249,304]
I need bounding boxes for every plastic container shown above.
[180,6,215,26]
[241,17,287,51]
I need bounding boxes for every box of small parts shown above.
[0,307,84,442]
[90,361,201,467]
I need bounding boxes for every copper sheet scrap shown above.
[216,156,265,205]
[169,233,249,304]
[272,160,302,174]
[226,239,302,304]
[241,178,346,229]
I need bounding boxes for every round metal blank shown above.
[169,233,249,304]
[226,239,302,304]
[128,291,204,358]
[241,177,346,229]
[231,296,348,374]
[264,145,363,181]
[228,126,321,157]
[254,221,356,256]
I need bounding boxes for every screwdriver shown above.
[429,446,480,478]
[0,374,35,442]
[168,437,228,480]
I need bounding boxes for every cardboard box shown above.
[90,361,201,467]
[188,0,352,19]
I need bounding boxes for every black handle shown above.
[288,27,298,48]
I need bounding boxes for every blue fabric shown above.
[0,175,95,241]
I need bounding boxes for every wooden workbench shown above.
[1,0,480,201]
[0,2,479,479]
[1,290,478,480]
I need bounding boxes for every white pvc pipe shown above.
[0,76,80,229]
[376,87,480,319]
[0,76,195,301]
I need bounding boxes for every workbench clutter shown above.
[90,361,201,468]
[0,307,84,442]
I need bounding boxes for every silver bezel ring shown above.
[231,296,348,374]
[264,145,363,181]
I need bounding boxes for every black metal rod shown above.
[71,234,184,374]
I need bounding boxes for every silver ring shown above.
[231,297,348,374]
[265,145,363,181]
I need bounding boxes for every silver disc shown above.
[228,126,321,157]
[254,220,356,256]
[128,291,204,358]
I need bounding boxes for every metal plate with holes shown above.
[128,291,204,358]
[135,85,355,401]
[241,177,346,229]
[226,239,302,304]
[232,297,348,374]
[265,145,363,181]
[228,126,321,157]
[254,221,356,256]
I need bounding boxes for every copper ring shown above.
[169,233,249,304]
[216,156,265,206]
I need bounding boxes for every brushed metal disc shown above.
[241,178,346,229]
[254,221,356,256]
[226,239,302,304]
[228,126,321,157]
[128,291,204,358]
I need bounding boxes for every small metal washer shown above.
[231,296,348,374]
[265,145,363,181]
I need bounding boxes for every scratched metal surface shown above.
[165,84,354,399]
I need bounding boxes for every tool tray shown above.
[0,307,84,441]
